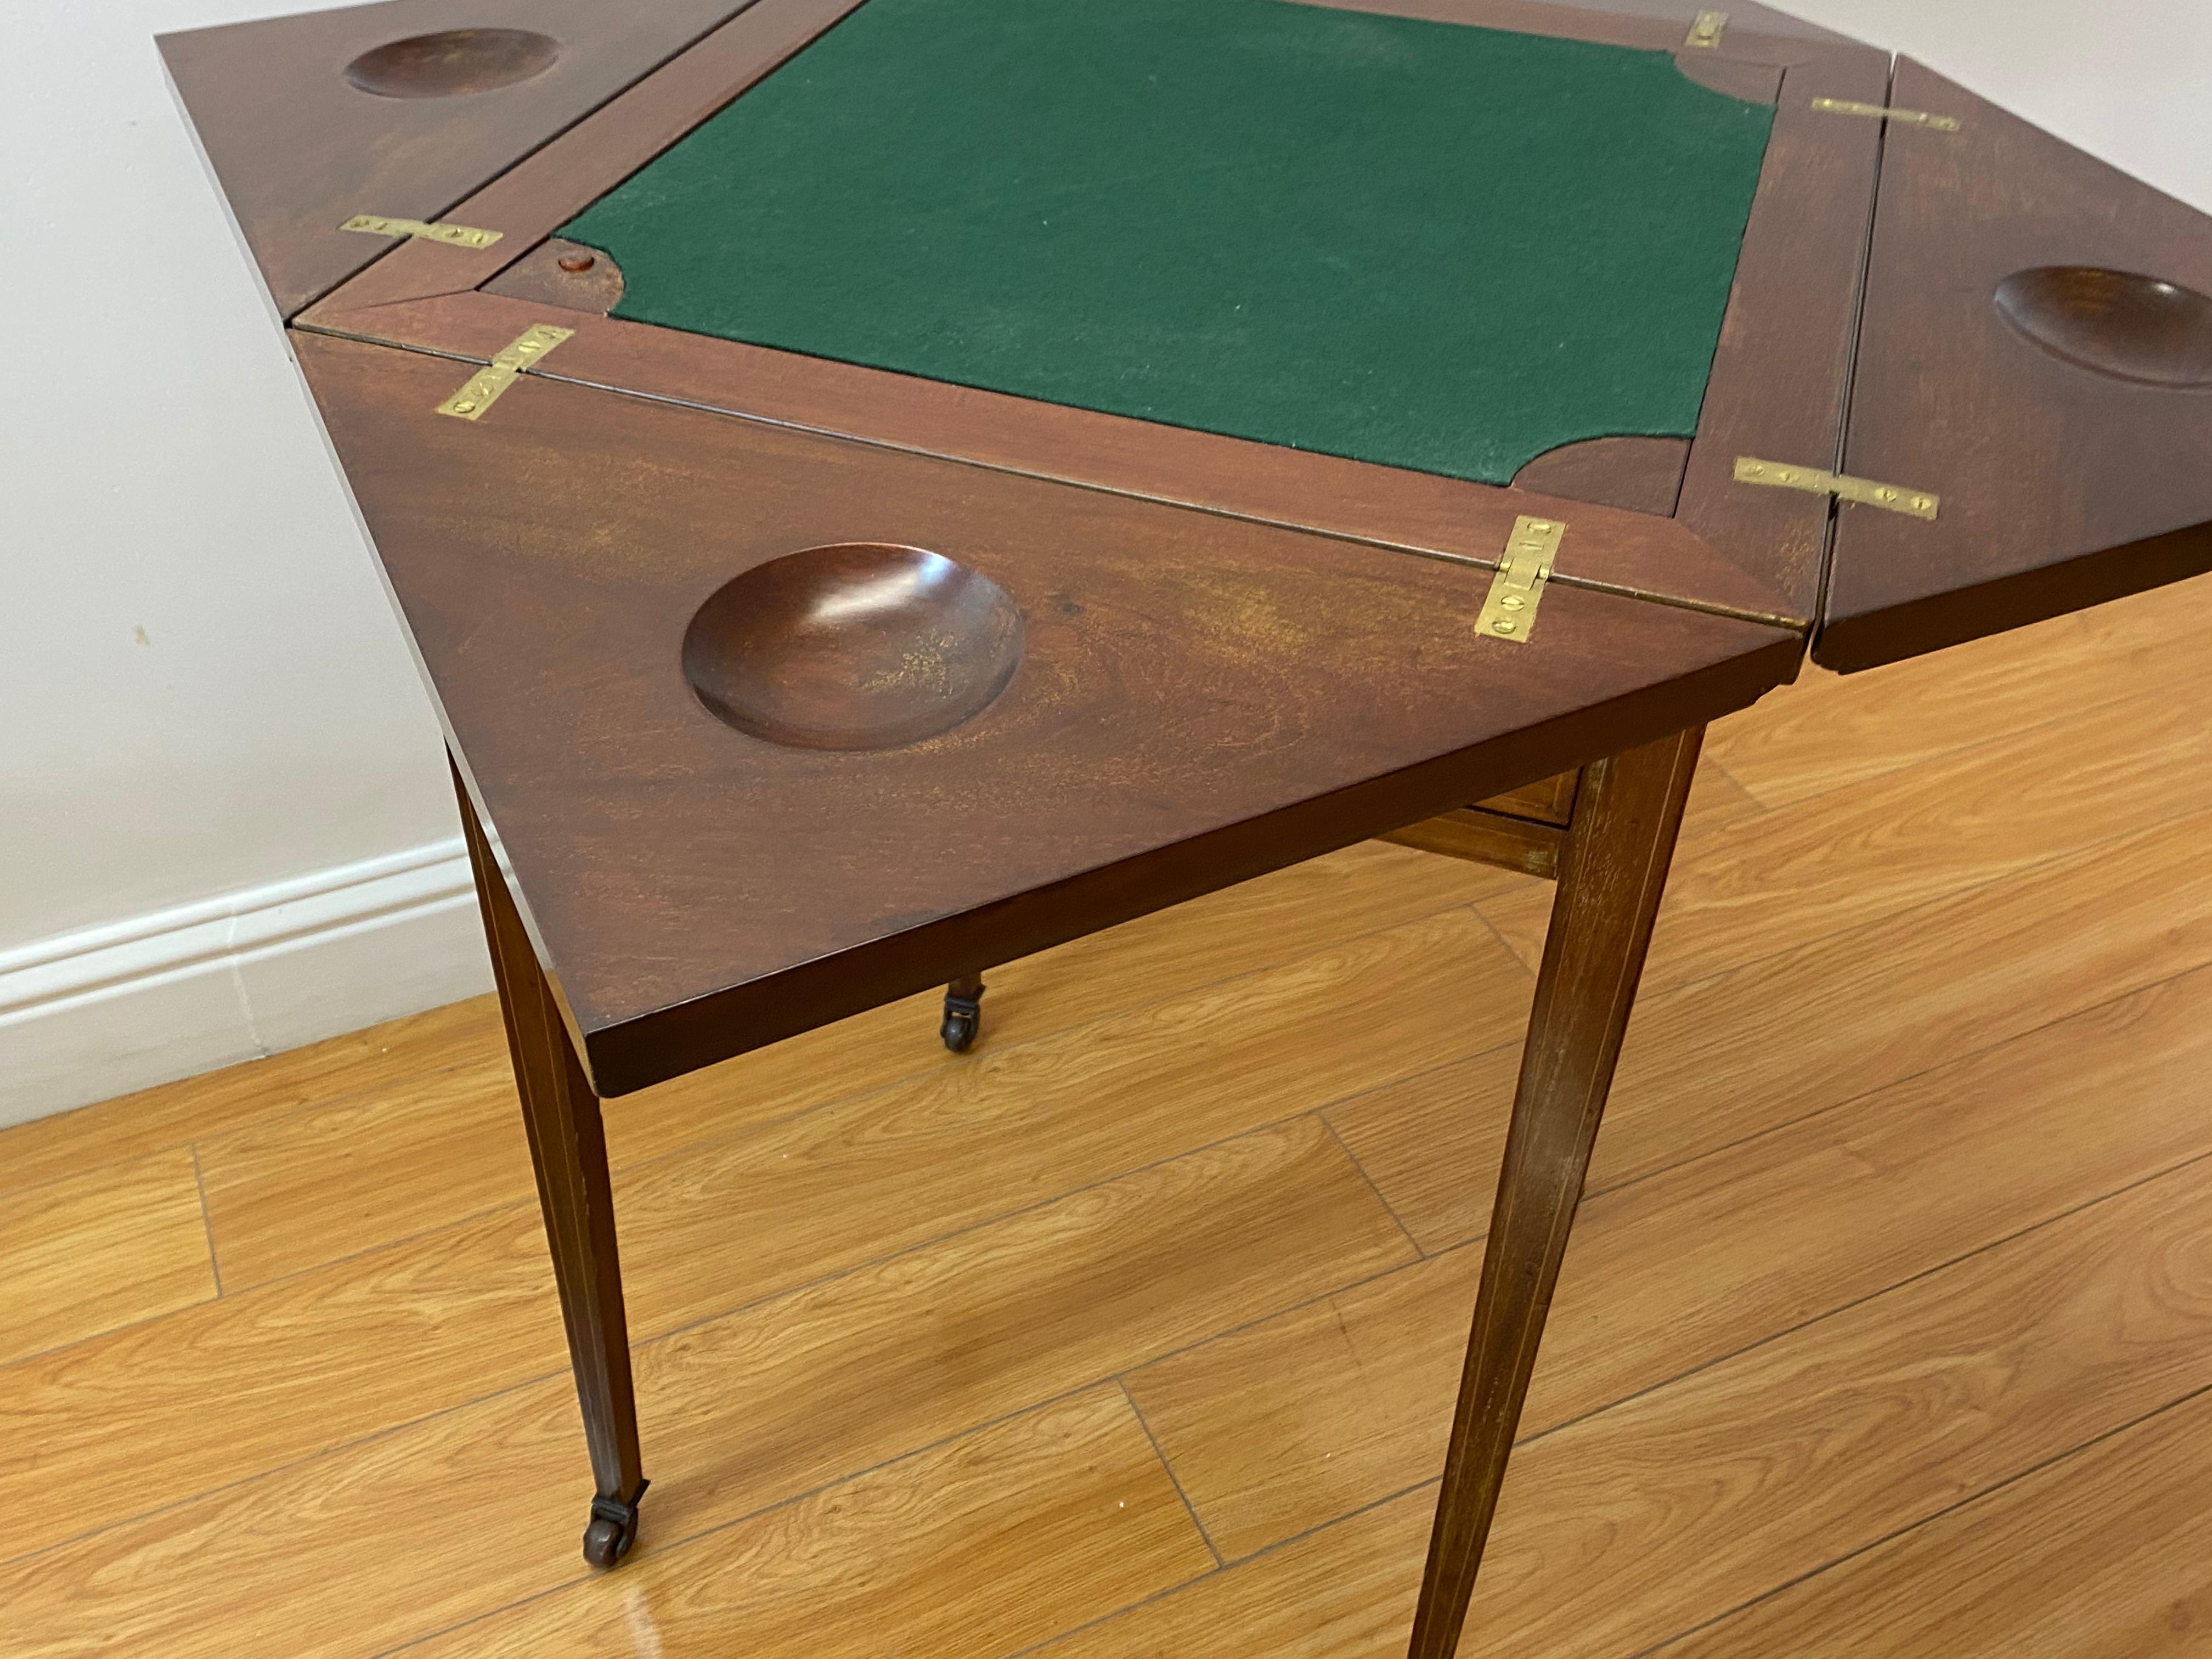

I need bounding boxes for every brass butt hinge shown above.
[1734,456,1939,520]
[1478,516,1564,644]
[1685,10,1727,47]
[436,324,575,421]
[341,213,504,250]
[1810,97,1961,133]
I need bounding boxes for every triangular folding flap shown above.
[295,333,1797,1090]
[1818,59,2212,672]
[161,0,749,318]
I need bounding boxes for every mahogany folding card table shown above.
[162,0,2212,1651]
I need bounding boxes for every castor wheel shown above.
[582,1480,648,1568]
[941,977,986,1052]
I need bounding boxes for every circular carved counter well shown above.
[682,544,1024,752]
[345,29,561,99]
[1994,267,2212,388]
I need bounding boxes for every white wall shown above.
[1785,0,2212,213]
[1,0,2207,1129]
[0,0,490,1127]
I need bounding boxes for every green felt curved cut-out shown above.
[561,0,1774,487]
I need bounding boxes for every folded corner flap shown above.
[1816,57,2212,673]
[159,0,751,320]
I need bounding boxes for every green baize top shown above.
[562,0,1774,487]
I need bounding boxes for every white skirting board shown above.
[0,840,493,1131]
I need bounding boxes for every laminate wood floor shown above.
[10,578,2212,1657]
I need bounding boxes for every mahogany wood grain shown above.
[1819,60,2212,670]
[481,238,624,312]
[158,0,751,317]
[1378,809,1567,879]
[1482,769,1582,826]
[292,0,1825,623]
[300,333,1797,1094]
[307,291,1799,624]
[459,765,645,1563]
[1509,437,1692,517]
[1408,725,1705,1658]
[308,0,870,315]
[1675,50,1891,622]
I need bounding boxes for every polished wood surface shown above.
[461,766,646,1565]
[1278,0,1883,621]
[1382,758,1580,877]
[1379,809,1566,879]
[231,0,2212,674]
[1675,49,1887,620]
[1820,60,2212,670]
[278,0,2212,665]
[680,542,1025,751]
[13,577,2212,1656]
[1508,438,1691,518]
[1481,770,1582,827]
[300,0,872,318]
[1409,726,1703,1658]
[159,0,749,315]
[300,330,1796,1093]
[306,287,1799,625]
[291,0,1841,625]
[481,236,625,312]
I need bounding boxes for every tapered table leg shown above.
[1406,725,1705,1657]
[454,761,648,1567]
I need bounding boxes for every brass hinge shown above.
[1810,97,1961,133]
[1685,10,1727,47]
[1478,516,1564,643]
[341,213,504,251]
[1734,456,1939,520]
[436,324,575,421]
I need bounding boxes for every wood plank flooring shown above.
[9,577,2212,1657]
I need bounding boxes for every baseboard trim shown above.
[0,840,493,1130]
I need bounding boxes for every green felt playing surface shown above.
[561,0,1775,487]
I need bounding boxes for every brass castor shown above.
[582,1481,648,1568]
[940,978,986,1052]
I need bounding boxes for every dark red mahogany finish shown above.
[343,27,561,97]
[1821,60,2212,670]
[158,0,753,314]
[1993,266,2212,388]
[681,543,1025,752]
